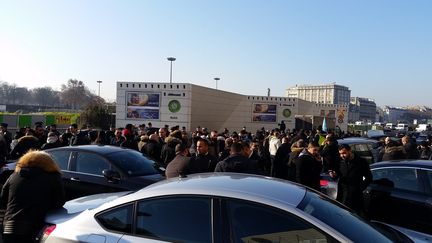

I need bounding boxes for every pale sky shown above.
[0,0,431,106]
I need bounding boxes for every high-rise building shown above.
[286,83,351,105]
[349,97,376,122]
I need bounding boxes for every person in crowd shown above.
[320,133,340,172]
[0,123,12,153]
[218,137,233,161]
[269,130,281,176]
[142,134,162,164]
[158,127,168,145]
[120,124,138,150]
[110,128,125,146]
[48,124,61,137]
[381,139,406,161]
[33,123,46,148]
[69,123,88,146]
[287,139,306,182]
[41,132,62,150]
[137,135,149,152]
[402,135,419,159]
[296,142,322,191]
[272,136,291,179]
[161,130,183,167]
[419,141,432,160]
[0,150,65,243]
[330,144,372,217]
[214,142,259,174]
[165,143,192,179]
[0,132,7,165]
[190,138,218,173]
[10,129,40,159]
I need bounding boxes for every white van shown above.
[385,123,396,130]
[396,123,409,131]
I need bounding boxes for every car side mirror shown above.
[102,169,121,183]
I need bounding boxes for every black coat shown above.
[404,142,419,160]
[272,143,291,179]
[0,167,65,237]
[190,153,218,173]
[165,154,192,179]
[214,154,259,174]
[142,140,162,163]
[41,141,63,150]
[336,154,372,215]
[0,135,7,164]
[10,136,40,159]
[320,141,340,171]
[296,151,322,191]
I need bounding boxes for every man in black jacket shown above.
[215,143,259,174]
[296,142,322,191]
[0,150,65,243]
[330,144,372,216]
[190,139,218,173]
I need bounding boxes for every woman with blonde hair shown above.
[1,150,65,243]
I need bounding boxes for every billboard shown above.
[126,92,160,119]
[252,104,277,122]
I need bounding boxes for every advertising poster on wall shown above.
[252,104,277,122]
[337,108,346,124]
[126,92,160,119]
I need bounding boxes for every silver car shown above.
[40,173,414,243]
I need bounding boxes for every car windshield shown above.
[297,190,392,242]
[106,150,160,177]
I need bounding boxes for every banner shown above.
[126,92,160,120]
[252,104,277,122]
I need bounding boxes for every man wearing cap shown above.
[165,143,192,179]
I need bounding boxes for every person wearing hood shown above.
[296,142,322,191]
[41,132,63,150]
[160,130,183,167]
[0,150,65,243]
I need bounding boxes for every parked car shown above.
[39,173,425,243]
[0,145,165,200]
[364,160,432,235]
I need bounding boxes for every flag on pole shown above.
[322,117,328,133]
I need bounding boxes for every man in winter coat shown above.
[215,143,259,174]
[330,144,372,216]
[296,142,322,191]
[165,143,192,179]
[0,150,65,243]
[190,139,218,173]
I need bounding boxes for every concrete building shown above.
[116,82,349,132]
[349,97,376,122]
[383,106,407,123]
[286,83,351,105]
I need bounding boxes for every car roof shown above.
[371,160,432,170]
[338,137,378,145]
[101,173,307,210]
[46,145,133,155]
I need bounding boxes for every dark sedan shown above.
[337,137,380,164]
[43,145,165,200]
[364,160,432,234]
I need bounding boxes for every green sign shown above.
[168,100,181,113]
[283,109,292,118]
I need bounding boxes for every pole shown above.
[167,57,176,83]
[97,80,102,97]
[214,77,220,89]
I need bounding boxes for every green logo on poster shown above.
[283,109,291,118]
[168,100,181,113]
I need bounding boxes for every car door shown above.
[68,151,120,199]
[46,150,74,196]
[221,198,337,243]
[118,196,213,242]
[364,167,429,233]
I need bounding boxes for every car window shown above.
[226,199,335,243]
[298,190,391,242]
[96,204,133,233]
[106,150,159,176]
[372,168,422,193]
[136,197,211,242]
[48,150,71,170]
[75,152,110,175]
[424,170,432,193]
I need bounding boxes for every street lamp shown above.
[167,57,176,83]
[97,80,102,97]
[214,77,220,89]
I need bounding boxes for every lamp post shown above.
[167,57,176,83]
[214,77,220,89]
[97,80,102,97]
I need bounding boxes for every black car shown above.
[364,160,432,234]
[43,145,165,199]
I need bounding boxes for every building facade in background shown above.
[349,97,377,123]
[116,82,349,133]
[286,83,351,105]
